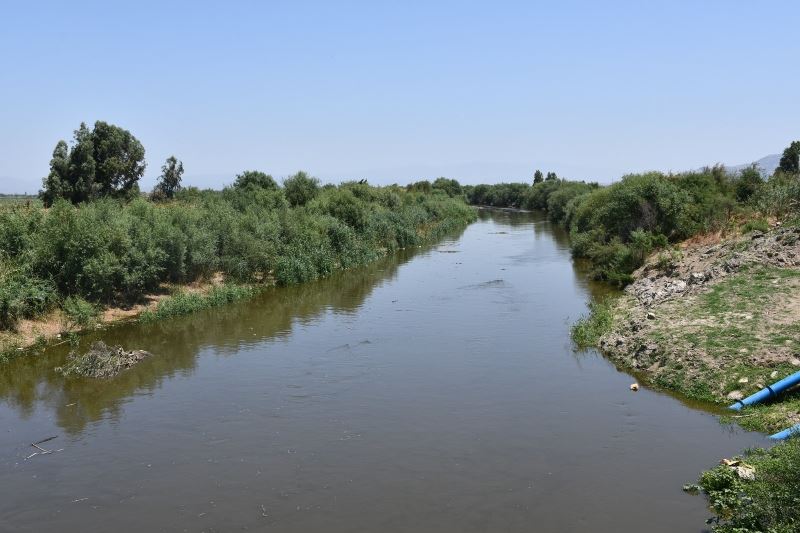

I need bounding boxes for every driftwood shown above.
[26,435,63,460]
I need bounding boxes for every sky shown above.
[1,0,798,193]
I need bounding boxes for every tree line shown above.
[0,121,476,333]
[463,141,800,285]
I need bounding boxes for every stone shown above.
[727,390,744,401]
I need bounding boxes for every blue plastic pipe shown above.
[769,424,800,440]
[728,370,800,411]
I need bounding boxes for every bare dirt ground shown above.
[0,274,227,358]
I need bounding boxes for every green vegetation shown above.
[61,296,100,332]
[140,284,257,322]
[151,156,184,201]
[467,145,800,285]
[0,185,473,333]
[582,264,800,429]
[40,121,146,206]
[541,141,800,531]
[0,122,476,343]
[283,171,320,206]
[741,218,770,233]
[688,438,800,533]
[570,299,614,348]
[779,141,800,174]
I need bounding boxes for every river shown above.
[0,209,767,532]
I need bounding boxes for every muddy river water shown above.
[0,210,767,532]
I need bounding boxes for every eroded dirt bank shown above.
[597,225,800,432]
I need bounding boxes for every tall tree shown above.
[40,140,71,207]
[40,121,146,206]
[153,156,184,200]
[533,169,543,184]
[545,171,558,181]
[778,141,800,174]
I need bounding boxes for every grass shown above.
[139,284,258,323]
[741,218,770,234]
[570,298,615,348]
[576,264,800,431]
[687,437,800,533]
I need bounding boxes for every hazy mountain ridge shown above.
[719,153,781,176]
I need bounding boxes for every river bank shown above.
[0,184,477,363]
[577,224,800,433]
[0,277,254,362]
[572,223,800,531]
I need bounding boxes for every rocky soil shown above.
[597,225,800,430]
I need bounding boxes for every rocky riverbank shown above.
[594,225,800,432]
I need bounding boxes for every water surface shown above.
[0,210,766,532]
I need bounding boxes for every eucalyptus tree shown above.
[40,121,146,206]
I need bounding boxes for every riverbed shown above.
[0,209,767,532]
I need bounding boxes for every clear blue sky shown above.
[1,0,798,193]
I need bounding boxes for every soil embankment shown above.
[597,225,800,432]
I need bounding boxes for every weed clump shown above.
[140,284,256,323]
[570,299,615,348]
[688,438,800,532]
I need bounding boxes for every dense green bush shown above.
[0,266,57,330]
[464,161,800,286]
[757,172,800,217]
[0,181,475,331]
[283,171,319,207]
[61,296,99,331]
[735,165,764,203]
[232,170,278,191]
[432,177,463,198]
[466,182,530,207]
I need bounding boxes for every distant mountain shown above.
[723,154,781,176]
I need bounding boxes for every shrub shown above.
[432,177,463,198]
[757,173,800,217]
[61,296,99,332]
[735,165,764,203]
[283,171,319,206]
[741,218,770,234]
[690,438,800,532]
[318,189,370,230]
[0,270,57,330]
[232,170,278,191]
[0,181,476,331]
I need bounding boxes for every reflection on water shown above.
[0,210,767,533]
[0,244,429,435]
